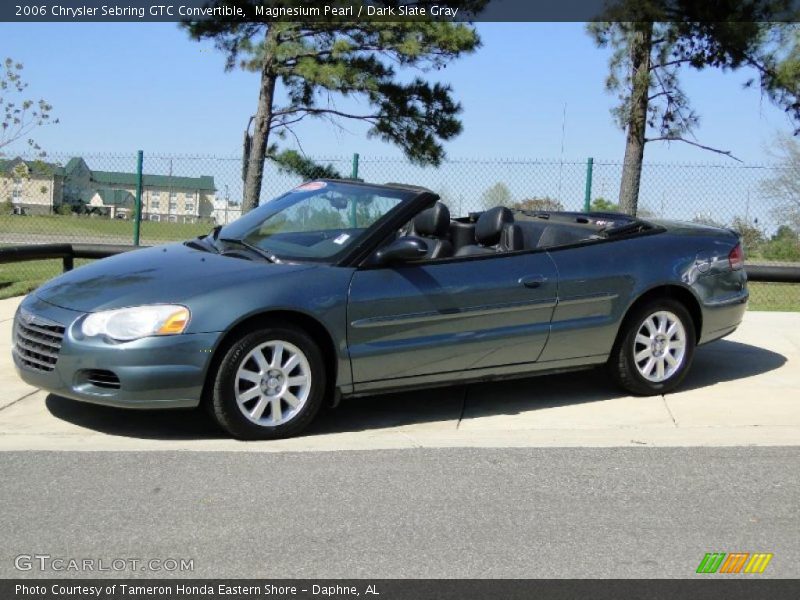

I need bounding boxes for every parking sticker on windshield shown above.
[333,233,350,245]
[295,181,327,191]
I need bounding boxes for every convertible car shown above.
[13,180,748,439]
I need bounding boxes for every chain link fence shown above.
[2,152,799,309]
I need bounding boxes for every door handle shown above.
[519,275,547,289]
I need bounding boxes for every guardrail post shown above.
[133,150,143,246]
[584,157,594,213]
[62,255,74,272]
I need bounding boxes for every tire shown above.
[210,325,326,440]
[609,298,696,396]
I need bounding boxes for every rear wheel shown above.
[609,299,696,395]
[210,325,326,439]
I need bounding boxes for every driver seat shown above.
[412,202,453,259]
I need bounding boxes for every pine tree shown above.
[589,1,800,215]
[183,2,485,211]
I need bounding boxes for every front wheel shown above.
[210,325,326,440]
[609,299,696,395]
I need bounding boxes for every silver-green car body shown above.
[12,180,748,411]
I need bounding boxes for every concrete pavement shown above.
[1,295,799,451]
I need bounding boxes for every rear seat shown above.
[449,221,476,254]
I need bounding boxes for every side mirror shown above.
[374,237,428,265]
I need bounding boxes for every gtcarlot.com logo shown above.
[14,554,194,573]
[696,552,773,574]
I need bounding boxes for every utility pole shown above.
[225,184,230,225]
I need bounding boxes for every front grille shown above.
[13,310,66,372]
[84,369,121,389]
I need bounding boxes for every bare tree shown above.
[762,133,800,232]
[0,58,57,155]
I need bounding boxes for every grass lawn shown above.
[747,282,800,311]
[0,214,211,243]
[0,259,93,299]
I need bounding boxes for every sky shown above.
[0,21,794,228]
[0,21,794,163]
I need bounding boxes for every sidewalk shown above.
[1,295,798,452]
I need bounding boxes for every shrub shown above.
[513,197,565,212]
[761,238,800,261]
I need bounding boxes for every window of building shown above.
[169,215,177,223]
[185,201,195,213]
[151,200,160,210]
[11,189,22,201]
[151,191,160,200]
[150,214,160,222]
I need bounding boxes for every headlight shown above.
[81,305,190,341]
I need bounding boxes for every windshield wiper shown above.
[218,238,278,263]
[185,237,219,253]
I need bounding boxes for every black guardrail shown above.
[0,243,142,271]
[745,265,800,283]
[0,243,799,283]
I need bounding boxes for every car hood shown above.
[34,243,316,312]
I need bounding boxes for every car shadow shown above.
[44,339,787,440]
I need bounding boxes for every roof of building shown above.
[97,188,135,206]
[90,170,216,191]
[2,156,216,192]
[0,157,65,177]
[64,157,88,175]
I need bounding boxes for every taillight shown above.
[729,243,744,270]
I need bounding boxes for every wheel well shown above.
[201,311,338,405]
[622,285,702,342]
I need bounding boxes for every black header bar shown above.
[3,0,800,23]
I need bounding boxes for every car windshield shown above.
[217,181,415,262]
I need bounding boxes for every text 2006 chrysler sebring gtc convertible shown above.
[13,180,748,439]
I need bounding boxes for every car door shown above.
[346,251,559,390]
[538,240,635,363]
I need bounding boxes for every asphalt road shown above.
[1,447,797,579]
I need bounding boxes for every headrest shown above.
[476,206,514,246]
[414,202,451,238]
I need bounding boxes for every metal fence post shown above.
[584,157,593,212]
[349,153,360,227]
[133,150,143,246]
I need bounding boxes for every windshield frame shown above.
[216,180,432,265]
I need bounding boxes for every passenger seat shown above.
[455,207,524,256]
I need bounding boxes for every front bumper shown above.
[12,294,222,409]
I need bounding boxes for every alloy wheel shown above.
[632,310,687,383]
[234,340,311,426]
